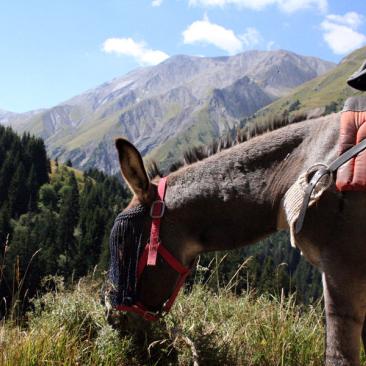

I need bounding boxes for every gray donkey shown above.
[114,111,366,366]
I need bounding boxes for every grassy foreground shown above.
[0,276,329,366]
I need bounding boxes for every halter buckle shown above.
[142,309,161,321]
[150,200,165,219]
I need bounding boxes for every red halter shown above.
[116,177,192,321]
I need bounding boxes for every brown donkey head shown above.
[109,138,196,321]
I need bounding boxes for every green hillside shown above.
[49,160,92,191]
[146,105,215,169]
[250,46,366,123]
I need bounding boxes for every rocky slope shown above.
[2,50,334,174]
[0,109,17,125]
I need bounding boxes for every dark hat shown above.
[347,60,366,91]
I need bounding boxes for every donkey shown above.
[113,112,366,366]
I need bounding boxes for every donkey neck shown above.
[163,115,339,255]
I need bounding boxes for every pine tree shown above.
[8,162,28,217]
[32,209,59,275]
[259,256,275,294]
[25,139,49,186]
[5,213,41,299]
[0,154,15,203]
[0,204,11,249]
[68,172,80,226]
[26,164,39,212]
[56,172,80,277]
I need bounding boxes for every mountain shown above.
[0,108,46,128]
[2,50,334,174]
[250,46,366,124]
[0,109,17,125]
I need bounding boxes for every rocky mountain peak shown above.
[2,49,335,174]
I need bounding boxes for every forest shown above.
[0,125,129,313]
[0,124,322,318]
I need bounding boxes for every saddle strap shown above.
[295,138,366,234]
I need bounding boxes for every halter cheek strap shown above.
[147,176,168,265]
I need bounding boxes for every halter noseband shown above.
[115,177,192,321]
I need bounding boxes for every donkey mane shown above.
[147,111,308,179]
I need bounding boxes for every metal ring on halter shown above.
[305,163,333,191]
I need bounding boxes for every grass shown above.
[0,277,131,366]
[0,274,329,366]
[166,286,325,366]
[146,104,216,170]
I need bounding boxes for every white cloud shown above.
[266,40,277,50]
[321,12,366,55]
[152,0,163,7]
[279,0,327,13]
[188,0,327,13]
[102,37,169,65]
[182,16,261,54]
[182,17,242,54]
[239,27,262,48]
[326,12,363,28]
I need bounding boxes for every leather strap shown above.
[116,303,159,321]
[295,138,366,234]
[329,138,366,171]
[295,168,330,234]
[147,177,167,266]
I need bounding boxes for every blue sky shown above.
[0,0,365,113]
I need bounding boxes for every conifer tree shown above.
[25,139,49,186]
[56,172,80,276]
[27,164,39,212]
[0,155,15,203]
[32,209,59,274]
[8,162,27,217]
[260,256,275,294]
[6,213,41,298]
[0,204,11,249]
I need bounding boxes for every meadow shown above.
[0,272,330,366]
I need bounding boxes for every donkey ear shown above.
[115,138,150,203]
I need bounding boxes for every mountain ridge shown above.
[248,46,366,126]
[1,49,335,174]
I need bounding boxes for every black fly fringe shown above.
[108,205,147,307]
